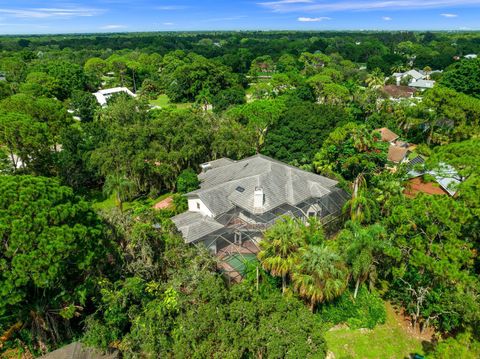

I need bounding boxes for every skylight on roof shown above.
[236,186,245,193]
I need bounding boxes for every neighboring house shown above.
[172,154,349,279]
[388,145,410,164]
[375,127,400,143]
[388,140,417,164]
[465,54,478,59]
[405,158,462,197]
[408,79,435,89]
[375,128,417,164]
[392,69,425,86]
[93,87,136,106]
[382,85,416,100]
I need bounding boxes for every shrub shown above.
[319,286,386,329]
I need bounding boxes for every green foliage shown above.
[263,99,350,163]
[314,123,388,181]
[227,99,285,153]
[211,86,246,113]
[0,111,53,174]
[383,194,480,333]
[160,52,239,103]
[90,97,214,195]
[0,176,107,351]
[440,58,480,98]
[37,60,87,100]
[430,332,480,359]
[84,234,326,358]
[339,222,389,297]
[292,245,349,309]
[71,90,100,122]
[422,86,480,143]
[176,168,200,193]
[320,286,386,329]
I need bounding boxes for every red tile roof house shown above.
[405,161,461,198]
[375,128,418,165]
[375,127,400,144]
[381,85,416,100]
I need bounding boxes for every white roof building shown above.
[93,87,136,106]
[408,79,435,89]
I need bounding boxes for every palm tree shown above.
[423,66,432,80]
[365,68,385,89]
[343,173,377,224]
[258,217,304,293]
[292,245,349,311]
[340,222,387,298]
[103,174,136,212]
[390,64,406,74]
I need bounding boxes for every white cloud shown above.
[382,16,392,21]
[259,0,313,12]
[163,22,174,26]
[155,6,189,11]
[441,13,458,17]
[0,7,104,19]
[101,24,127,29]
[258,0,480,13]
[298,16,331,22]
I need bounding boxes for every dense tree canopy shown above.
[0,176,108,350]
[1,30,480,357]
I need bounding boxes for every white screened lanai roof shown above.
[93,87,136,106]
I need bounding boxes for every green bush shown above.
[319,286,386,329]
[176,169,199,193]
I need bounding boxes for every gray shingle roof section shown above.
[190,154,338,216]
[171,211,224,244]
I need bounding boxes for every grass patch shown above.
[325,302,425,359]
[149,94,193,109]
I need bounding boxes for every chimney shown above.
[254,187,264,210]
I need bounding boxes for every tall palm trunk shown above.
[116,191,123,212]
[354,278,360,299]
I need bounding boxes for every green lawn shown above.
[149,94,193,109]
[325,303,426,359]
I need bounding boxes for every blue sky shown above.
[0,1,479,34]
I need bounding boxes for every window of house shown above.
[308,211,316,218]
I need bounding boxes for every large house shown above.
[172,155,349,260]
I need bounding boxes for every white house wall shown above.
[188,198,214,217]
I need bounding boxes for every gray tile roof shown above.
[40,342,118,359]
[171,211,224,243]
[190,154,338,216]
[408,79,435,88]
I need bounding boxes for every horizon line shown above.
[1,28,479,36]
